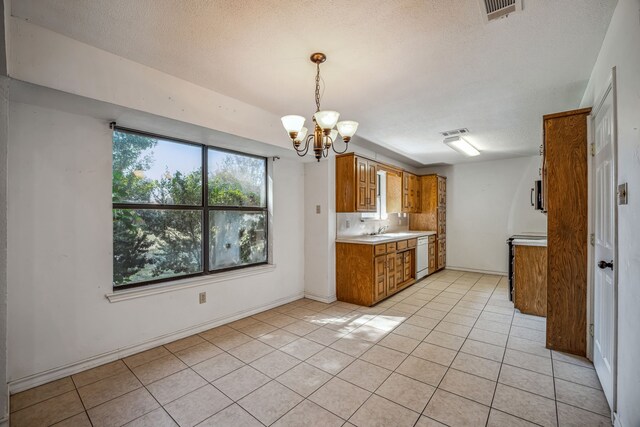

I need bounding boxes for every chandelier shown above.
[281,52,359,162]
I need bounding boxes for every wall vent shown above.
[440,128,469,138]
[479,0,521,22]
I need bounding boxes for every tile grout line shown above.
[485,282,516,427]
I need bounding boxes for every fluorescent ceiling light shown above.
[443,136,480,157]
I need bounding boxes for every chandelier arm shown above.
[294,135,312,157]
[331,137,350,155]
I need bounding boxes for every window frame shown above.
[112,125,269,291]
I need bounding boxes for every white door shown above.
[592,71,617,410]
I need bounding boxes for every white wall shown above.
[580,0,640,425]
[419,156,547,274]
[0,77,8,423]
[304,159,335,302]
[6,101,305,386]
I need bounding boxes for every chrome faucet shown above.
[377,225,389,235]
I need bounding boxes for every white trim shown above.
[106,264,277,303]
[8,291,303,393]
[443,266,507,276]
[304,292,337,303]
[613,412,623,427]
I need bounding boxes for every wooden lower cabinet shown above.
[337,240,416,306]
[513,245,547,317]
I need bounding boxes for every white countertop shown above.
[512,238,547,247]
[336,231,436,245]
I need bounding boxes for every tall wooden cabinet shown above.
[543,108,591,356]
[336,153,377,212]
[410,174,447,271]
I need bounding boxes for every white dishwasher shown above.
[416,236,429,279]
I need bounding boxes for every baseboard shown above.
[304,292,337,304]
[8,292,304,394]
[444,265,507,276]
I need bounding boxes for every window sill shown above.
[105,264,277,303]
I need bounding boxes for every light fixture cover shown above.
[281,115,305,134]
[443,136,480,157]
[295,127,308,142]
[337,121,359,138]
[314,111,340,130]
[329,129,338,142]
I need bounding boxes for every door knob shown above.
[597,260,614,270]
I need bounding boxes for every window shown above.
[112,127,268,289]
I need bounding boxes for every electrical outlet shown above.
[199,292,207,304]
[316,205,321,214]
[346,220,350,229]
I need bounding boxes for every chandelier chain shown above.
[315,62,321,113]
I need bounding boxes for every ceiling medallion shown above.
[281,52,358,161]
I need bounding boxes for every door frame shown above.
[587,66,618,412]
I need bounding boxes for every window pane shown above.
[113,209,202,286]
[209,211,267,270]
[113,130,202,205]
[208,149,266,207]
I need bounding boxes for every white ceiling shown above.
[11,0,616,166]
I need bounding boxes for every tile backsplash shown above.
[336,212,409,237]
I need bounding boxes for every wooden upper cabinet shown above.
[336,153,377,212]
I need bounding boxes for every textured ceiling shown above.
[12,0,616,165]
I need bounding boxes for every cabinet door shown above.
[386,253,397,294]
[374,255,387,301]
[367,161,378,211]
[403,251,412,281]
[428,243,436,272]
[395,253,404,285]
[437,208,446,236]
[437,176,446,207]
[437,239,446,270]
[402,173,410,211]
[356,158,369,211]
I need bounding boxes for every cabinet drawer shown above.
[386,242,397,252]
[397,240,408,250]
[374,244,386,255]
[407,238,417,248]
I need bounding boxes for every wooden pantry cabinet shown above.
[337,238,416,306]
[543,108,590,356]
[336,153,377,212]
[410,174,446,271]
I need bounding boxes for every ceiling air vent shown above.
[480,0,521,22]
[440,128,469,138]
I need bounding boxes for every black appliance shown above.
[531,180,543,210]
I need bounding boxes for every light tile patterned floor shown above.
[10,270,613,426]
